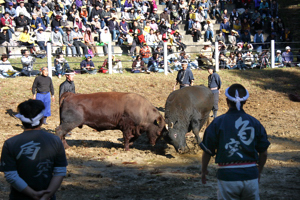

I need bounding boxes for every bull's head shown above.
[163,120,188,153]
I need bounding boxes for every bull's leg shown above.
[56,122,81,148]
[129,126,141,145]
[119,117,136,151]
[192,115,210,144]
[123,129,134,151]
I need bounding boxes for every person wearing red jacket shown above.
[139,43,151,64]
[0,12,15,39]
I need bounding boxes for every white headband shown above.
[65,72,75,75]
[15,111,44,126]
[225,87,249,111]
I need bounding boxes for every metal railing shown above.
[2,40,300,76]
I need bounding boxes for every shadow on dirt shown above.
[5,109,18,118]
[66,134,172,157]
[57,156,210,200]
[228,68,300,94]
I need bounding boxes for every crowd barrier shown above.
[2,40,300,77]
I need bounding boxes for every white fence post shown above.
[47,42,52,78]
[271,40,275,68]
[108,39,112,74]
[215,42,219,71]
[163,41,168,75]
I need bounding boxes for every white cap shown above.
[276,50,281,53]
[286,46,291,50]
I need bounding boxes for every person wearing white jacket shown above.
[15,1,30,19]
[100,27,114,56]
[145,29,157,50]
[0,54,19,78]
[36,27,49,52]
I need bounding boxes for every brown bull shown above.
[56,92,165,150]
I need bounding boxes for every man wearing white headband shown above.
[59,69,76,98]
[200,83,270,200]
[0,100,67,200]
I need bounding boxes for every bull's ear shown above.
[154,116,163,126]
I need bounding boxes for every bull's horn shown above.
[171,122,174,129]
[165,124,169,130]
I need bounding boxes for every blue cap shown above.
[55,26,59,30]
[8,2,13,6]
[164,8,168,11]
[85,54,92,59]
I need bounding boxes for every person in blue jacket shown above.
[200,83,270,200]
[31,13,46,31]
[80,54,97,74]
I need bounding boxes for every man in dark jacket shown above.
[174,60,194,89]
[15,12,30,30]
[208,66,221,118]
[59,69,75,98]
[160,8,169,24]
[200,84,270,200]
[90,5,102,21]
[150,8,159,23]
[108,16,120,42]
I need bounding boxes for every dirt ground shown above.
[0,68,300,200]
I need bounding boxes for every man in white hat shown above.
[174,59,194,90]
[192,18,202,42]
[204,20,214,42]
[282,46,293,67]
[274,50,283,68]
[36,27,48,53]
[91,15,101,32]
[150,8,159,22]
[199,41,215,66]
[200,83,270,200]
[228,29,237,50]
[59,69,75,98]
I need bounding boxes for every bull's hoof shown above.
[62,139,70,149]
[124,144,130,151]
[64,143,70,149]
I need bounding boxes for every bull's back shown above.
[61,92,160,126]
[165,86,214,116]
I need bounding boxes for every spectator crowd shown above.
[0,0,299,77]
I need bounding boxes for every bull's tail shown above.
[205,116,210,129]
[58,92,73,125]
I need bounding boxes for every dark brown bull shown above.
[163,86,214,153]
[56,92,165,150]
